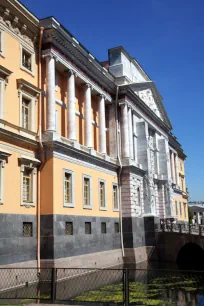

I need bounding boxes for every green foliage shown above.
[74,274,201,305]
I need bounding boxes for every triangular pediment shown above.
[137,88,163,120]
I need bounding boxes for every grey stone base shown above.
[0,214,36,265]
[41,215,121,260]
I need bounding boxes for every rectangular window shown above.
[83,175,91,208]
[65,222,73,235]
[22,97,30,129]
[22,49,32,71]
[113,184,118,210]
[85,222,91,234]
[99,180,106,209]
[23,222,33,237]
[63,170,74,207]
[114,222,119,233]
[179,202,182,216]
[23,168,33,203]
[65,173,72,203]
[101,222,106,234]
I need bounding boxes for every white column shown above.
[171,151,176,184]
[46,55,56,131]
[121,103,129,158]
[67,70,76,140]
[197,212,200,225]
[109,104,117,159]
[98,95,106,154]
[128,107,134,159]
[84,84,93,148]
[133,114,137,163]
[175,154,179,186]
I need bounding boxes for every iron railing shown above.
[0,268,204,305]
[155,223,204,235]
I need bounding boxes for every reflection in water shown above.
[123,261,204,306]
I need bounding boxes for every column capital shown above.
[42,53,56,60]
[85,83,93,89]
[98,94,105,99]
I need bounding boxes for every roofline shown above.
[40,16,113,77]
[10,0,39,25]
[108,46,152,81]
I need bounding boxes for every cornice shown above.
[43,48,112,102]
[40,21,116,94]
[0,3,38,48]
[0,126,38,148]
[120,85,172,131]
[45,140,119,174]
[119,93,170,137]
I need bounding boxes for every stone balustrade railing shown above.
[155,223,204,236]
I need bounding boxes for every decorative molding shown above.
[0,65,12,83]
[17,79,40,97]
[42,49,112,102]
[0,7,37,48]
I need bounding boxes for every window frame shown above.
[99,179,107,211]
[85,222,92,234]
[114,222,120,233]
[63,169,74,208]
[19,91,35,132]
[0,29,5,58]
[0,150,11,205]
[83,174,92,209]
[112,183,119,211]
[101,222,107,234]
[19,157,39,207]
[65,222,73,236]
[23,222,33,237]
[20,44,35,76]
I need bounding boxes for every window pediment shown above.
[0,148,11,167]
[18,155,41,171]
[0,65,12,83]
[17,78,41,97]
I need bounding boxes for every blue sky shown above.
[20,0,204,201]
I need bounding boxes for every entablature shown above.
[0,1,39,48]
[40,17,116,95]
[42,48,112,102]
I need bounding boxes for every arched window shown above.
[137,187,141,206]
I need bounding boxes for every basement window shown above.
[23,222,33,237]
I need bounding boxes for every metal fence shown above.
[0,268,204,305]
[155,222,204,235]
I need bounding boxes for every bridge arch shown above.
[177,243,204,270]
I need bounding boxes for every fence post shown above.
[199,226,202,236]
[51,268,57,304]
[189,223,191,234]
[124,268,129,306]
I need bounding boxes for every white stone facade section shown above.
[175,154,179,186]
[171,151,176,184]
[67,70,76,140]
[138,89,162,120]
[98,95,106,154]
[120,103,129,158]
[132,114,138,163]
[121,168,144,217]
[108,104,117,159]
[128,107,134,159]
[84,84,93,148]
[46,55,56,131]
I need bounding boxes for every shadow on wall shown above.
[177,243,204,270]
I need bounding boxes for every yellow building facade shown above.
[0,0,188,267]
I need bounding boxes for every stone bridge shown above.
[152,224,204,268]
